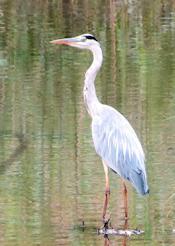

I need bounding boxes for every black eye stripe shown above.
[84,35,98,41]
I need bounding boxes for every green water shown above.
[0,0,175,245]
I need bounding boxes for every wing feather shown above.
[92,105,149,195]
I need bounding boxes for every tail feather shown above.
[129,169,149,195]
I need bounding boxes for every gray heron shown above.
[50,34,149,223]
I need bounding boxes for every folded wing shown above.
[92,105,149,195]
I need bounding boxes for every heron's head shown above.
[50,34,99,50]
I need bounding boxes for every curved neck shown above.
[84,45,103,117]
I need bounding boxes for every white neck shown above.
[83,45,103,117]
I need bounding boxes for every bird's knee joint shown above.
[105,189,110,195]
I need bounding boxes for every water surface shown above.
[0,0,175,245]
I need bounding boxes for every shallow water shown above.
[0,0,175,245]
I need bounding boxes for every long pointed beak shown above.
[50,37,81,46]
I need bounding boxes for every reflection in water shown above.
[104,236,127,246]
[0,0,175,245]
[0,134,27,173]
[102,218,129,246]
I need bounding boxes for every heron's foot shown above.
[97,217,113,237]
[102,217,113,231]
[103,218,110,230]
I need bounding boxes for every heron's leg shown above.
[104,235,110,246]
[123,181,128,221]
[102,161,110,222]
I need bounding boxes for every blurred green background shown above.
[0,0,175,245]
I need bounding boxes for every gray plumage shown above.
[92,104,148,195]
[50,33,149,198]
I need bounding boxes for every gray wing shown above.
[92,105,149,195]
